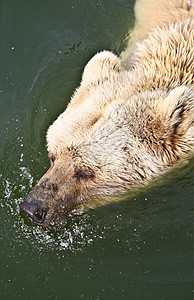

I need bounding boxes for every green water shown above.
[0,0,194,299]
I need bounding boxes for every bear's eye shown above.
[74,168,95,180]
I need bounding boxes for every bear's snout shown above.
[20,181,50,225]
[20,161,81,225]
[20,199,47,224]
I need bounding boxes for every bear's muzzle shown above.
[20,196,48,224]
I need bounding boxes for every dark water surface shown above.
[0,0,194,299]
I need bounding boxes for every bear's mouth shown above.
[20,201,48,225]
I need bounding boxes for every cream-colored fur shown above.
[21,0,194,225]
[47,14,194,158]
[133,0,193,38]
[122,0,194,59]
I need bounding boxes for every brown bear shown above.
[20,0,194,226]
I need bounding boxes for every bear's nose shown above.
[20,201,47,224]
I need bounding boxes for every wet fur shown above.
[22,0,194,225]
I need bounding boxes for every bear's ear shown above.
[162,85,194,123]
[148,86,193,162]
[157,85,194,137]
[81,51,122,85]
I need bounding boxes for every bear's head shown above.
[20,51,194,226]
